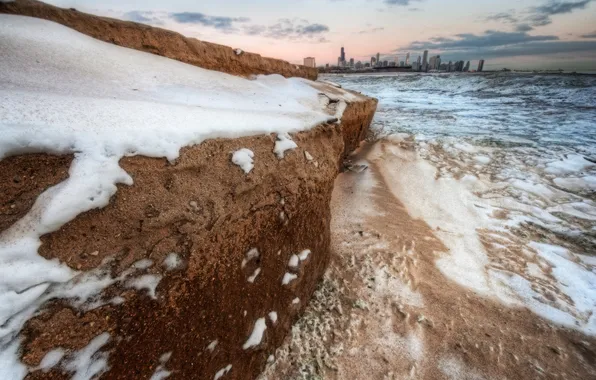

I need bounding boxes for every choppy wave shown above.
[325,72,596,334]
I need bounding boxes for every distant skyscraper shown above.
[436,55,441,70]
[422,50,429,72]
[429,56,437,70]
[400,61,405,67]
[370,56,376,66]
[416,56,421,71]
[405,52,410,65]
[464,61,470,72]
[340,46,345,63]
[447,61,452,72]
[376,52,380,65]
[478,59,485,72]
[303,57,316,68]
[349,58,354,67]
[383,60,388,67]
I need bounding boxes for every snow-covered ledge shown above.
[0,14,376,380]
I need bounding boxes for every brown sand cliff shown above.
[0,8,378,378]
[0,0,318,81]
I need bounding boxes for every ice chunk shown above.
[231,148,254,174]
[214,364,232,380]
[64,333,110,380]
[268,311,278,324]
[281,272,297,285]
[274,134,298,159]
[247,268,261,283]
[38,348,65,372]
[288,255,299,268]
[242,318,266,349]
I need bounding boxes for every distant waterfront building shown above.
[422,50,429,72]
[416,56,421,71]
[447,61,452,72]
[349,58,354,67]
[383,60,388,67]
[389,61,396,67]
[405,52,410,65]
[365,62,370,68]
[370,56,376,66]
[376,52,381,65]
[341,47,346,63]
[429,55,441,70]
[303,57,316,68]
[400,61,405,67]
[356,61,363,69]
[478,59,485,72]
[464,61,470,72]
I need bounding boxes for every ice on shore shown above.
[0,14,344,377]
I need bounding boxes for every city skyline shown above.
[331,46,483,72]
[44,0,596,71]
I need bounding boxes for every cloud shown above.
[581,31,596,38]
[401,29,596,61]
[245,18,330,42]
[485,1,593,32]
[122,10,165,25]
[170,12,250,31]
[358,27,385,34]
[527,0,593,27]
[486,10,518,24]
[407,30,559,50]
[515,24,534,32]
[384,0,420,5]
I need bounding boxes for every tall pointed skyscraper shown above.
[422,50,429,72]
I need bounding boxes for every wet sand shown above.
[259,140,596,380]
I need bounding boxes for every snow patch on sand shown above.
[232,148,254,174]
[243,318,267,349]
[274,134,298,159]
[64,333,111,380]
[214,364,232,380]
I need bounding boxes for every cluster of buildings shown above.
[310,47,486,73]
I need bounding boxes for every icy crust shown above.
[371,135,596,335]
[0,15,343,378]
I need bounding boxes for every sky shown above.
[46,0,596,71]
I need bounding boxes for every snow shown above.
[304,151,314,161]
[0,14,348,374]
[132,259,153,270]
[64,333,111,380]
[207,340,218,352]
[242,318,267,349]
[298,249,311,261]
[288,255,299,268]
[292,297,300,304]
[273,134,298,159]
[38,349,65,372]
[126,274,162,299]
[150,351,172,380]
[247,268,261,283]
[231,148,254,174]
[163,253,182,271]
[268,311,278,324]
[281,272,298,285]
[233,48,243,55]
[214,364,232,380]
[545,154,594,175]
[241,248,260,268]
[0,340,26,379]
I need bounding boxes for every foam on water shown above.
[327,72,596,335]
